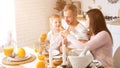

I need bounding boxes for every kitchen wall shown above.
[15,0,56,47]
[11,0,120,47]
[74,0,120,16]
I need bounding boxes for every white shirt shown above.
[47,31,63,50]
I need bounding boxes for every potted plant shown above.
[54,0,66,16]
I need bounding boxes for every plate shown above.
[7,54,31,62]
[53,56,62,59]
[49,50,59,56]
[48,50,59,56]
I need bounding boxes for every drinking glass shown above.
[3,44,14,57]
[33,42,41,54]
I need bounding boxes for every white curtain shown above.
[0,0,16,46]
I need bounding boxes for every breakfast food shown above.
[36,61,45,68]
[17,48,26,58]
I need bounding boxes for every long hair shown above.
[86,9,112,39]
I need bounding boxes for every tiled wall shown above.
[15,0,56,47]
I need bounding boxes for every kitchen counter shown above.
[106,18,120,25]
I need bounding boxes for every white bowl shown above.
[68,51,93,68]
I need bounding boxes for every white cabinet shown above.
[107,24,120,56]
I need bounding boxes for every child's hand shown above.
[61,30,70,38]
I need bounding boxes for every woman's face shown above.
[85,15,90,28]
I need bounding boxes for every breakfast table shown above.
[0,47,38,68]
[0,46,64,68]
[0,47,114,68]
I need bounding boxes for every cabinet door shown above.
[107,24,120,56]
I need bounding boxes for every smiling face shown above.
[52,18,61,30]
[63,10,77,25]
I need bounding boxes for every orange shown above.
[40,33,47,42]
[36,61,45,68]
[38,55,45,60]
[17,48,26,58]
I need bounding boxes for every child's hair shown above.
[49,14,61,23]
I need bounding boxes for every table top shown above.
[0,47,38,68]
[0,47,114,68]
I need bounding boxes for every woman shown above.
[70,9,113,67]
[85,9,113,67]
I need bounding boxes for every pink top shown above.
[67,31,113,67]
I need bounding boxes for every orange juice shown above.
[53,60,62,66]
[36,55,46,68]
[34,48,39,53]
[3,47,14,56]
[40,33,47,42]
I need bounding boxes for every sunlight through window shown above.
[0,0,16,46]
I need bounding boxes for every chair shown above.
[113,46,120,68]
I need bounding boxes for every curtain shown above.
[0,0,16,46]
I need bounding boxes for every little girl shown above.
[47,14,64,50]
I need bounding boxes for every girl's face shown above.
[85,15,90,28]
[52,18,61,29]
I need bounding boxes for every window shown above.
[0,0,16,46]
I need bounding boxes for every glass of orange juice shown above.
[33,42,41,54]
[40,33,47,42]
[3,44,14,57]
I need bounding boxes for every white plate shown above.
[52,50,60,56]
[53,56,62,59]
[7,54,31,62]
